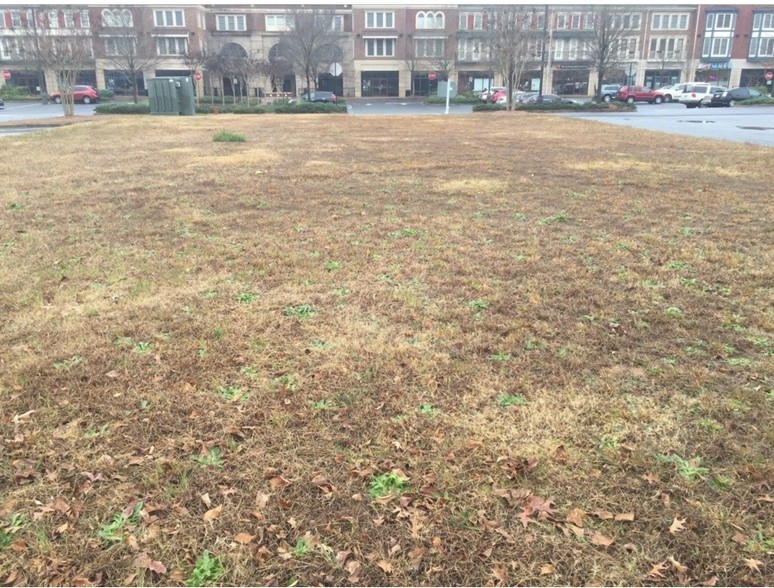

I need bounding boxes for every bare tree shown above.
[31,31,93,116]
[584,7,632,101]
[182,49,208,106]
[232,51,268,106]
[102,7,162,103]
[429,35,457,83]
[488,6,532,110]
[403,41,421,96]
[282,8,341,97]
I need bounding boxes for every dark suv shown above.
[616,85,663,104]
[290,91,337,104]
[599,84,621,102]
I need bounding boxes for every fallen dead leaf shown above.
[744,558,763,573]
[669,517,686,535]
[203,504,222,522]
[699,576,719,586]
[615,512,635,522]
[200,493,211,508]
[590,532,614,547]
[646,561,668,580]
[234,532,255,544]
[566,508,585,527]
[668,556,688,583]
[592,509,614,520]
[269,476,290,488]
[376,560,393,574]
[732,531,747,545]
[540,564,557,575]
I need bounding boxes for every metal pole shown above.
[538,5,548,100]
[445,73,451,114]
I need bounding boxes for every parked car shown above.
[49,85,99,104]
[599,84,622,102]
[655,82,691,103]
[520,93,575,105]
[616,85,663,104]
[709,86,762,107]
[679,83,727,108]
[289,91,337,104]
[480,86,505,103]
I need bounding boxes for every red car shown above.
[50,85,99,104]
[616,85,663,104]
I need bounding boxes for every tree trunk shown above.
[596,70,605,102]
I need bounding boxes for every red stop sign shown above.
[428,71,437,81]
[2,71,10,80]
[766,71,773,81]
[194,72,202,81]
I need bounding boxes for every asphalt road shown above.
[558,101,774,148]
[1,98,772,147]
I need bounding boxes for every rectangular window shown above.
[711,37,729,56]
[553,39,564,60]
[154,10,184,27]
[556,14,567,30]
[265,15,291,32]
[332,15,344,32]
[105,36,135,56]
[571,14,581,30]
[415,38,444,58]
[156,36,187,55]
[80,10,90,28]
[365,38,395,56]
[11,10,20,27]
[63,10,74,28]
[48,10,58,28]
[0,11,5,29]
[459,12,483,30]
[760,38,774,56]
[653,13,689,30]
[366,11,393,28]
[714,13,733,29]
[216,15,246,31]
[706,14,714,29]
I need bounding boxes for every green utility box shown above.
[148,76,195,116]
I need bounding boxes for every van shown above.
[679,83,727,108]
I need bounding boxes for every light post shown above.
[537,4,548,102]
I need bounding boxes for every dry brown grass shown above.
[0,113,772,587]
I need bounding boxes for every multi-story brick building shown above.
[0,4,772,99]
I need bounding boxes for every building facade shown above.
[0,4,772,99]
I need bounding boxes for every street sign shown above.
[766,71,773,81]
[428,71,437,81]
[2,71,10,80]
[194,72,202,81]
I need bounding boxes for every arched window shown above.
[101,8,131,28]
[416,11,444,29]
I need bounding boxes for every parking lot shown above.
[1,98,773,146]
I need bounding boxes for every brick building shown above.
[0,3,772,99]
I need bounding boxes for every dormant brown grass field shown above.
[0,113,772,586]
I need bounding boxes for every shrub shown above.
[195,103,266,114]
[272,102,347,114]
[98,89,114,101]
[213,131,246,142]
[94,102,151,114]
[737,96,774,106]
[516,101,636,112]
[0,86,36,100]
[425,94,480,104]
[472,103,506,112]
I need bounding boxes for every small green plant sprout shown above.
[680,227,695,236]
[726,357,753,367]
[513,212,527,221]
[312,399,333,411]
[369,472,409,499]
[664,307,683,318]
[239,365,258,378]
[216,385,248,402]
[273,373,299,391]
[114,336,134,347]
[293,536,310,557]
[323,260,341,271]
[524,337,545,351]
[745,530,774,554]
[283,304,316,319]
[237,292,258,303]
[190,447,224,468]
[538,211,569,225]
[665,260,687,270]
[213,130,246,143]
[53,355,83,370]
[498,394,527,408]
[488,352,513,361]
[97,501,143,543]
[467,299,489,311]
[0,513,27,549]
[388,228,423,239]
[186,550,224,587]
[134,341,153,353]
[86,424,110,437]
[417,403,439,416]
[655,454,709,481]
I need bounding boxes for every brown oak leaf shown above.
[646,561,668,580]
[669,517,686,534]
